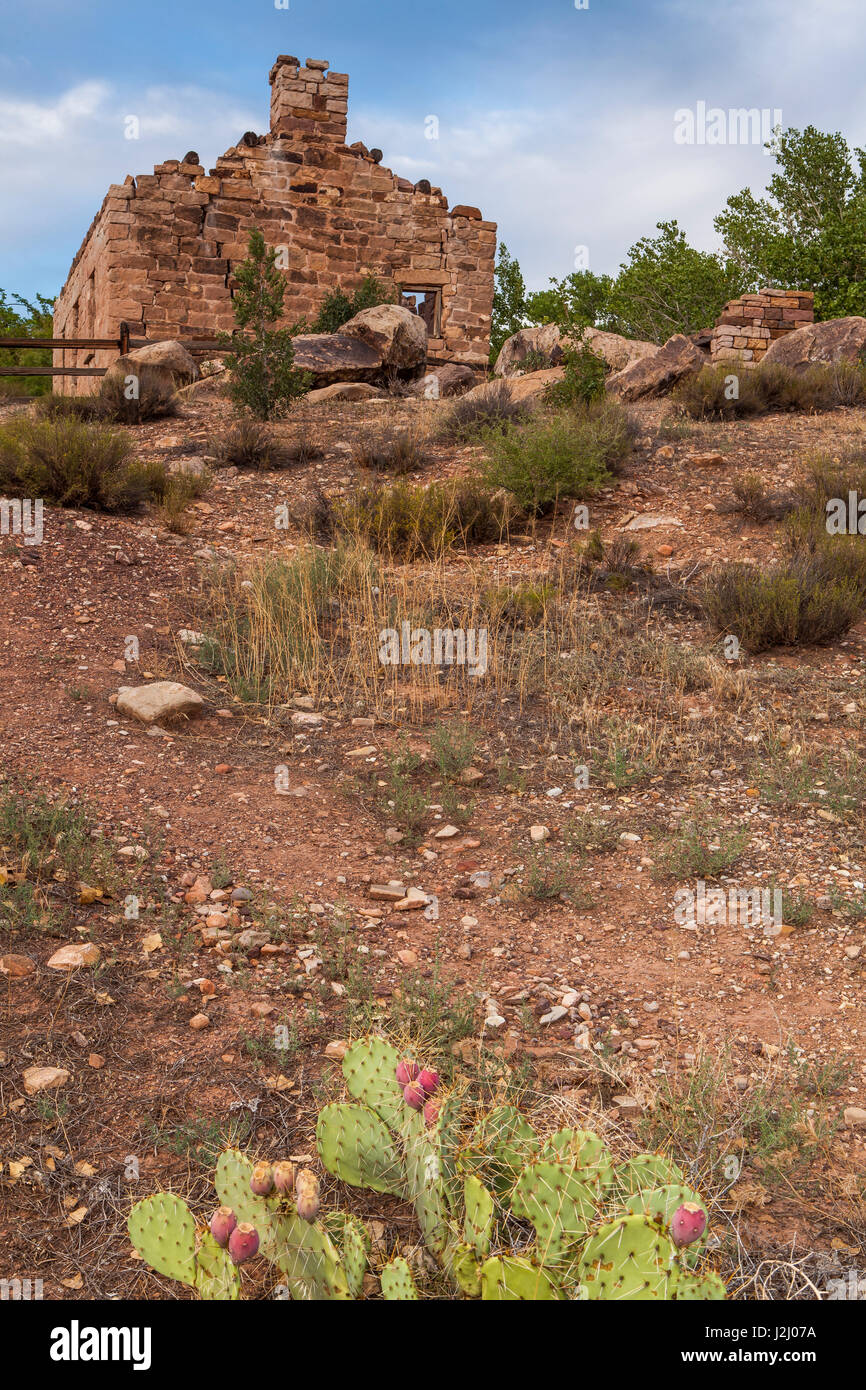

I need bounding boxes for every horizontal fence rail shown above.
[0,323,231,394]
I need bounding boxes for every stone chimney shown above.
[269,56,349,144]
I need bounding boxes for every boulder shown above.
[494,324,656,378]
[305,382,387,403]
[116,682,205,725]
[462,369,564,408]
[606,334,706,400]
[103,340,199,392]
[408,363,477,398]
[340,303,428,371]
[292,332,384,385]
[761,316,866,371]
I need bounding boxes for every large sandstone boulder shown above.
[606,334,706,401]
[494,324,656,378]
[116,682,205,725]
[103,340,199,392]
[460,369,564,410]
[408,363,477,398]
[761,316,866,371]
[292,333,384,385]
[340,303,428,371]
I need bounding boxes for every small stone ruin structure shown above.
[53,57,496,389]
[710,288,815,365]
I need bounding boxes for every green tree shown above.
[311,274,395,333]
[490,242,529,362]
[221,228,310,419]
[525,271,616,332]
[0,289,55,397]
[714,125,866,320]
[607,220,743,343]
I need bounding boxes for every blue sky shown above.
[2,0,866,304]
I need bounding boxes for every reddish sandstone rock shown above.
[606,334,706,400]
[760,316,866,371]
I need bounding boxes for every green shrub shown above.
[482,400,634,514]
[0,416,152,511]
[319,476,518,559]
[675,359,866,419]
[701,554,865,651]
[438,381,529,442]
[311,274,395,333]
[545,333,608,406]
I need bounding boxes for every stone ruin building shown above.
[710,288,815,365]
[53,56,496,389]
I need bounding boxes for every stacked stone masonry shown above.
[53,57,496,390]
[710,288,814,365]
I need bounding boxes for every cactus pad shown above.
[317,1102,404,1196]
[128,1193,197,1285]
[577,1215,679,1300]
[341,1035,403,1130]
[380,1256,419,1300]
[674,1270,726,1301]
[194,1230,241,1300]
[510,1160,597,1263]
[270,1210,351,1300]
[451,1242,483,1297]
[463,1174,495,1259]
[616,1153,686,1196]
[541,1130,613,1191]
[341,1214,370,1298]
[481,1257,562,1300]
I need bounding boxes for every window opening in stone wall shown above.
[399,286,441,337]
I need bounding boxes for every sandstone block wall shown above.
[53,57,496,391]
[710,288,814,365]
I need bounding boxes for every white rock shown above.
[529,825,550,843]
[116,682,204,725]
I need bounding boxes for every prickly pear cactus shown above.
[128,1193,197,1285]
[380,1256,419,1300]
[342,1035,403,1130]
[510,1160,597,1263]
[194,1230,241,1301]
[577,1214,679,1300]
[458,1104,538,1195]
[674,1270,727,1301]
[481,1256,562,1301]
[341,1214,370,1298]
[463,1174,495,1259]
[401,1108,448,1256]
[626,1182,708,1265]
[316,1102,404,1196]
[270,1209,352,1301]
[541,1129,613,1193]
[450,1242,483,1297]
[616,1152,686,1195]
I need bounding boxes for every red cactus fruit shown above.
[295,1169,321,1223]
[423,1098,440,1128]
[228,1222,260,1264]
[273,1160,296,1195]
[209,1206,237,1248]
[396,1059,420,1086]
[403,1081,425,1110]
[418,1069,440,1097]
[671,1202,707,1247]
[249,1161,274,1197]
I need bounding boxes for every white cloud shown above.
[0,78,260,293]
